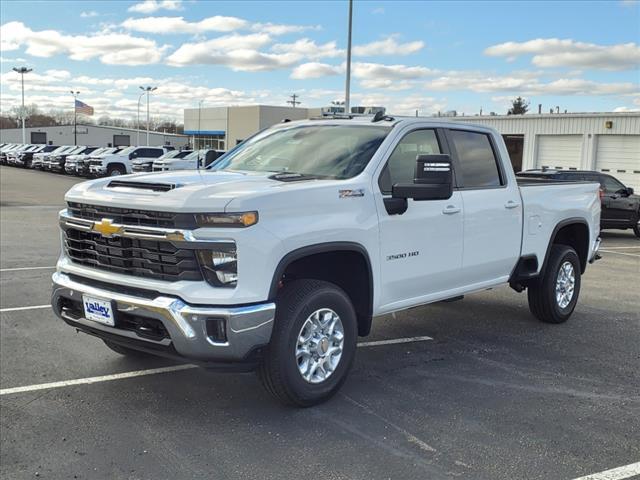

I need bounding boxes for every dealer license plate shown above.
[82,295,115,326]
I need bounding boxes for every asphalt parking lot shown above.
[0,165,638,480]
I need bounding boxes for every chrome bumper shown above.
[51,272,275,362]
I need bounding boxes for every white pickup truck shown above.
[52,116,601,406]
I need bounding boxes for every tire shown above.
[258,279,358,407]
[102,340,151,357]
[527,245,581,324]
[107,165,125,176]
[633,224,640,238]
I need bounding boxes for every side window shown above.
[449,130,502,188]
[601,175,624,193]
[379,129,441,193]
[149,148,163,158]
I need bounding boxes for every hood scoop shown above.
[107,180,180,192]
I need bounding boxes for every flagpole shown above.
[70,90,79,146]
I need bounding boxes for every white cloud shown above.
[0,21,167,65]
[291,62,342,79]
[128,0,182,14]
[166,33,303,70]
[423,71,638,96]
[121,15,248,34]
[80,11,99,18]
[272,38,343,60]
[371,7,385,14]
[352,62,436,80]
[252,22,321,35]
[613,106,640,112]
[354,35,425,57]
[485,39,640,71]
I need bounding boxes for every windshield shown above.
[158,150,189,160]
[184,149,209,161]
[118,146,136,155]
[211,125,391,179]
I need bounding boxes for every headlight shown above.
[197,243,238,288]
[195,212,258,228]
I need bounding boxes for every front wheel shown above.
[527,245,581,324]
[107,165,125,176]
[258,279,357,407]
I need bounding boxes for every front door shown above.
[376,128,464,313]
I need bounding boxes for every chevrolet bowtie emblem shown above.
[92,218,122,238]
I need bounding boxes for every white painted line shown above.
[0,336,433,396]
[0,266,55,272]
[571,461,640,480]
[599,250,640,258]
[0,364,197,396]
[0,304,50,313]
[598,246,640,250]
[357,335,433,347]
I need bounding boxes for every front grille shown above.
[64,228,203,282]
[67,202,196,229]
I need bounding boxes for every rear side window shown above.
[600,175,625,192]
[449,130,502,188]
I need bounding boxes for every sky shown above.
[1,0,639,122]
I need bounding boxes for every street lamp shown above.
[12,66,33,144]
[70,90,80,146]
[344,0,353,114]
[136,91,145,146]
[139,86,157,145]
[197,99,204,167]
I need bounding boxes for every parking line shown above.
[0,336,433,396]
[0,266,55,272]
[571,461,640,480]
[598,246,640,250]
[599,250,640,258]
[0,305,50,313]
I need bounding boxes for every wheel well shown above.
[550,221,589,273]
[272,248,373,337]
[107,162,126,173]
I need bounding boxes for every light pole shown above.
[12,67,33,144]
[136,91,145,146]
[344,0,353,114]
[70,90,80,146]
[139,86,157,145]
[197,99,204,167]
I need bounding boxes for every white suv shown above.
[89,146,172,177]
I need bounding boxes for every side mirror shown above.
[626,187,634,196]
[129,152,137,160]
[392,154,453,201]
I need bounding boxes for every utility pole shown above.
[344,0,353,114]
[13,67,33,144]
[287,94,300,108]
[70,90,80,146]
[136,91,145,146]
[140,86,157,145]
[197,99,204,169]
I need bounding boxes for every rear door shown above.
[447,129,522,286]
[598,174,636,226]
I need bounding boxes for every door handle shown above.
[442,205,461,215]
[505,200,520,209]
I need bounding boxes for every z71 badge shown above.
[339,189,365,198]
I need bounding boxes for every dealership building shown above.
[0,124,190,149]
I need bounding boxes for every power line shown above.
[287,94,301,108]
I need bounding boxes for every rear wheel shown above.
[633,224,640,238]
[107,165,125,176]
[527,245,581,324]
[258,279,357,407]
[102,340,151,357]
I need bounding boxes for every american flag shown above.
[75,99,94,116]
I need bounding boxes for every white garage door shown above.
[536,135,583,170]
[596,135,640,190]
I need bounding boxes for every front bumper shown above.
[131,163,153,173]
[89,164,106,175]
[51,272,275,367]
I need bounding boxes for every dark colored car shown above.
[50,146,98,173]
[16,145,59,168]
[518,169,640,237]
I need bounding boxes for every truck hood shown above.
[64,169,327,212]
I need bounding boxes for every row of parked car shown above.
[0,143,225,177]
